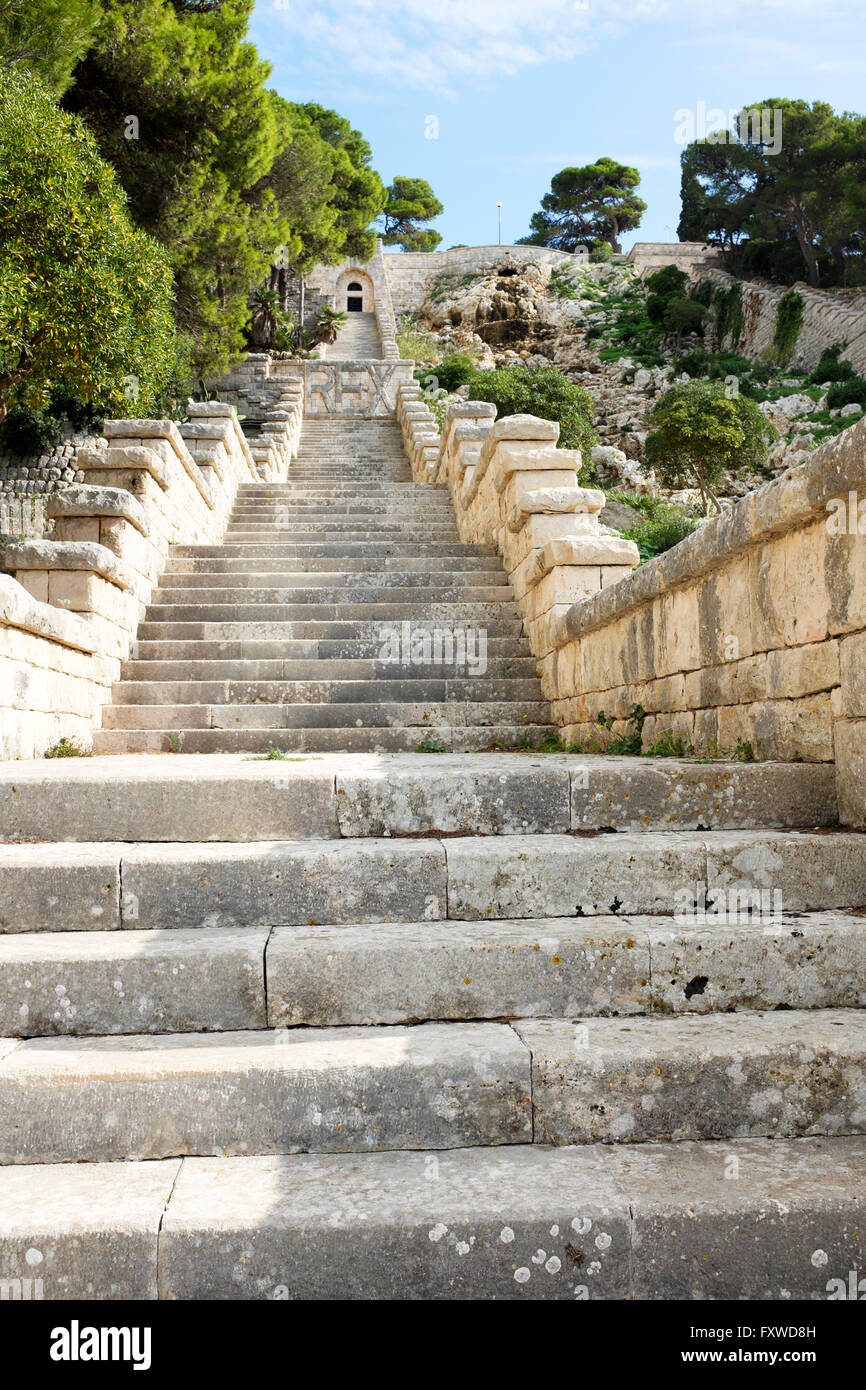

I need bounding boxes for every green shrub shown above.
[692,278,715,308]
[432,351,476,393]
[0,405,63,455]
[621,506,700,561]
[772,290,804,363]
[466,363,596,468]
[810,347,855,385]
[589,240,613,263]
[0,67,178,422]
[646,265,689,301]
[826,375,866,409]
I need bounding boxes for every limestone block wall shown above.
[433,400,640,659]
[543,416,866,825]
[697,268,866,375]
[0,399,282,758]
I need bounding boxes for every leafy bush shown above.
[0,67,178,422]
[466,363,596,467]
[826,375,866,409]
[620,504,700,561]
[44,736,91,758]
[810,347,855,384]
[0,405,64,455]
[431,351,476,393]
[692,278,715,308]
[711,283,743,350]
[646,265,689,301]
[589,240,613,263]
[645,380,776,513]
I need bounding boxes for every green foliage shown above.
[826,375,866,409]
[44,736,91,758]
[287,102,385,264]
[692,278,715,308]
[772,289,804,363]
[590,240,613,263]
[597,704,646,755]
[643,730,692,757]
[663,297,707,343]
[0,67,177,422]
[678,99,866,289]
[644,380,777,512]
[397,317,439,363]
[0,406,64,456]
[380,176,443,251]
[810,346,855,384]
[549,266,580,299]
[0,0,100,97]
[620,504,700,562]
[646,265,689,302]
[415,738,448,753]
[712,283,744,350]
[521,158,646,253]
[428,352,476,393]
[466,364,596,467]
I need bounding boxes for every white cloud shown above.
[256,0,865,92]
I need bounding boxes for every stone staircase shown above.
[1,751,865,1299]
[322,310,382,359]
[92,416,554,753]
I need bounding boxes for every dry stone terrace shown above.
[1,258,866,1301]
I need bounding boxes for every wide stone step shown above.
[0,1022,531,1163]
[99,699,552,730]
[120,657,539,681]
[158,566,508,586]
[108,679,543,707]
[136,617,526,640]
[90,722,557,754]
[169,547,483,563]
[1,831,862,933]
[132,637,531,661]
[143,601,522,622]
[6,907,860,1036]
[0,754,836,843]
[3,1136,863,1299]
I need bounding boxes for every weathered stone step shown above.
[4,1136,863,1299]
[132,636,531,660]
[0,928,269,1036]
[90,724,557,754]
[517,1009,866,1145]
[266,910,866,1027]
[159,566,508,585]
[152,581,513,601]
[99,699,552,731]
[0,754,835,843]
[136,617,526,640]
[119,657,539,682]
[0,1022,531,1163]
[143,601,522,623]
[1,831,861,933]
[170,546,483,563]
[107,679,543,707]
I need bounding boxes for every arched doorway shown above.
[336,268,374,315]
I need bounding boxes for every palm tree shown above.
[314,306,348,345]
[249,286,282,350]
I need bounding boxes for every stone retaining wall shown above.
[542,415,866,825]
[0,396,302,759]
[698,268,866,375]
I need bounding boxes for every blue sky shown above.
[250,0,866,252]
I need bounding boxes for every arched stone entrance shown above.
[336,268,374,314]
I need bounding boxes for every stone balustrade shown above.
[395,384,441,482]
[0,398,285,758]
[435,400,640,658]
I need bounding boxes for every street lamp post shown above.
[497,201,502,245]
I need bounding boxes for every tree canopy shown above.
[0,66,177,422]
[380,177,443,251]
[520,158,646,253]
[677,100,866,287]
[644,380,776,512]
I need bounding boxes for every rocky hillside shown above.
[411,255,864,508]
